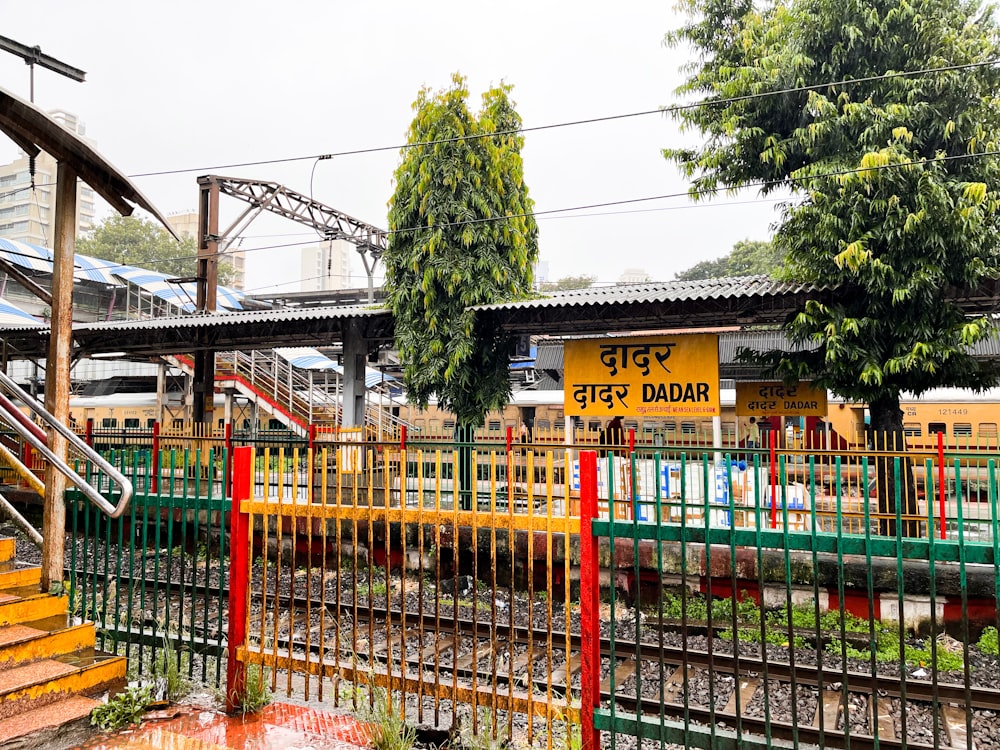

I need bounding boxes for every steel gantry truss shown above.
[191,174,389,423]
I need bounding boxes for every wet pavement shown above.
[76,702,371,750]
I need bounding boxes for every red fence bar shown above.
[85,418,93,448]
[400,424,407,450]
[579,449,599,750]
[151,421,160,493]
[937,429,946,540]
[505,425,513,452]
[769,428,778,528]
[628,427,635,454]
[225,446,252,713]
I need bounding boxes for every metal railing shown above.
[0,370,133,545]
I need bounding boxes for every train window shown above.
[953,423,973,437]
[146,419,156,429]
[980,422,998,438]
[123,418,140,428]
[928,422,947,435]
[903,422,922,437]
[722,421,736,434]
[488,420,502,431]
[101,418,117,428]
[664,421,677,432]
[700,421,713,434]
[268,419,284,430]
[414,419,426,430]
[643,422,661,433]
[681,422,696,435]
[536,419,550,431]
[443,420,456,431]
[428,419,440,431]
[218,419,225,429]
[624,420,638,432]
[588,421,601,432]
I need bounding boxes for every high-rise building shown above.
[300,240,352,292]
[0,110,96,245]
[166,210,246,291]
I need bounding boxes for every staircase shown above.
[0,536,126,745]
[164,350,412,439]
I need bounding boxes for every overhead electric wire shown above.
[126,59,1000,179]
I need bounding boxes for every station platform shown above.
[77,702,371,750]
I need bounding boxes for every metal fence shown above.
[47,435,1000,748]
[579,448,1000,750]
[66,447,231,689]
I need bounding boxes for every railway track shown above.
[76,564,999,749]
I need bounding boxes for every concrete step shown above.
[0,648,126,721]
[0,615,95,669]
[0,694,99,746]
[0,562,40,591]
[0,589,67,628]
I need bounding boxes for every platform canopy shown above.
[0,86,177,235]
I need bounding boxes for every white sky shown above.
[0,1,780,294]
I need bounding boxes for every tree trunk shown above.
[869,396,922,537]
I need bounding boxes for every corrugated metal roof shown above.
[476,277,823,311]
[70,304,390,333]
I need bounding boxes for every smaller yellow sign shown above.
[736,381,827,417]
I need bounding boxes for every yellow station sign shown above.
[736,381,828,417]
[563,334,720,417]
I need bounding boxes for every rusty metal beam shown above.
[0,258,52,307]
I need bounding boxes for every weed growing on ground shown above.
[154,635,190,702]
[458,707,508,750]
[980,626,999,656]
[238,664,273,715]
[91,684,154,730]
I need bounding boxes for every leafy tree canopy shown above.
[665,0,1000,428]
[385,74,539,427]
[544,275,597,291]
[675,239,784,280]
[78,215,237,286]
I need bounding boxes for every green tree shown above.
[675,239,783,280]
[545,274,596,291]
[385,74,539,428]
[666,0,1000,534]
[78,215,236,286]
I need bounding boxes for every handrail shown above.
[0,370,133,519]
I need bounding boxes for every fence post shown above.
[151,421,160,493]
[579,449,600,750]
[85,418,93,448]
[226,446,253,713]
[226,422,234,498]
[937,429,946,540]
[400,425,407,451]
[769,428,778,528]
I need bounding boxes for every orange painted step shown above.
[0,589,68,627]
[0,538,15,564]
[0,651,126,720]
[0,616,96,668]
[0,694,99,744]
[0,561,41,590]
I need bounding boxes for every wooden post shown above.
[41,162,76,592]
